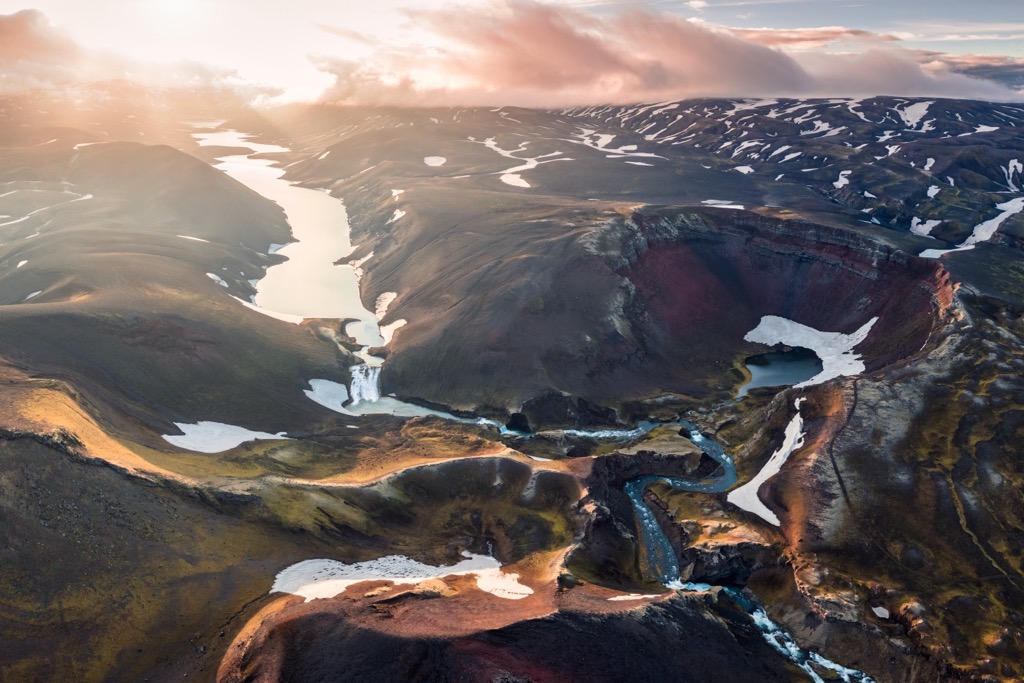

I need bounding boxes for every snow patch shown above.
[726,398,806,526]
[910,218,941,237]
[304,377,503,423]
[919,246,972,259]
[348,251,374,280]
[16,260,27,268]
[1004,159,1022,192]
[833,171,851,189]
[423,156,447,166]
[163,421,289,453]
[923,197,1024,257]
[608,593,657,602]
[375,292,397,319]
[233,296,305,324]
[206,272,229,288]
[896,101,933,129]
[500,173,530,188]
[744,316,878,387]
[734,166,754,174]
[569,128,665,160]
[272,552,533,601]
[961,197,1024,248]
[800,120,833,136]
[380,319,407,345]
[304,379,355,416]
[702,200,745,210]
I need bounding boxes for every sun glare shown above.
[146,0,204,23]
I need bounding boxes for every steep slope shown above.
[0,112,354,437]
[252,102,959,422]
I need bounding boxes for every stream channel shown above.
[197,129,874,682]
[625,421,874,683]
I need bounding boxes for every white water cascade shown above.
[349,364,382,403]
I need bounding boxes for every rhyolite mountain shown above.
[1,86,1023,682]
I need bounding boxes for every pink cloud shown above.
[0,9,80,62]
[315,1,1020,106]
[729,25,902,50]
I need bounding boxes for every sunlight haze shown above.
[10,0,1024,103]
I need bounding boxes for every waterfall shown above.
[349,364,381,403]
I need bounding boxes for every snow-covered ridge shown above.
[559,98,1023,244]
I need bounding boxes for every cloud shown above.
[316,24,382,46]
[3,5,1018,107]
[0,9,115,94]
[316,2,814,106]
[796,49,1015,99]
[729,25,902,50]
[912,52,1024,91]
[314,1,1020,106]
[0,9,280,99]
[0,9,79,63]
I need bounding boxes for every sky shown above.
[2,0,1022,105]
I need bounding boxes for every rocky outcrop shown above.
[569,444,727,588]
[519,391,620,432]
[680,540,780,585]
[768,291,1024,680]
[218,590,805,683]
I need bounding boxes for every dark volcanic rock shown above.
[504,412,532,433]
[570,448,717,588]
[261,99,971,421]
[371,204,949,418]
[520,391,620,431]
[218,592,804,683]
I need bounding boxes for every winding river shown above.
[193,127,874,681]
[624,423,874,683]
